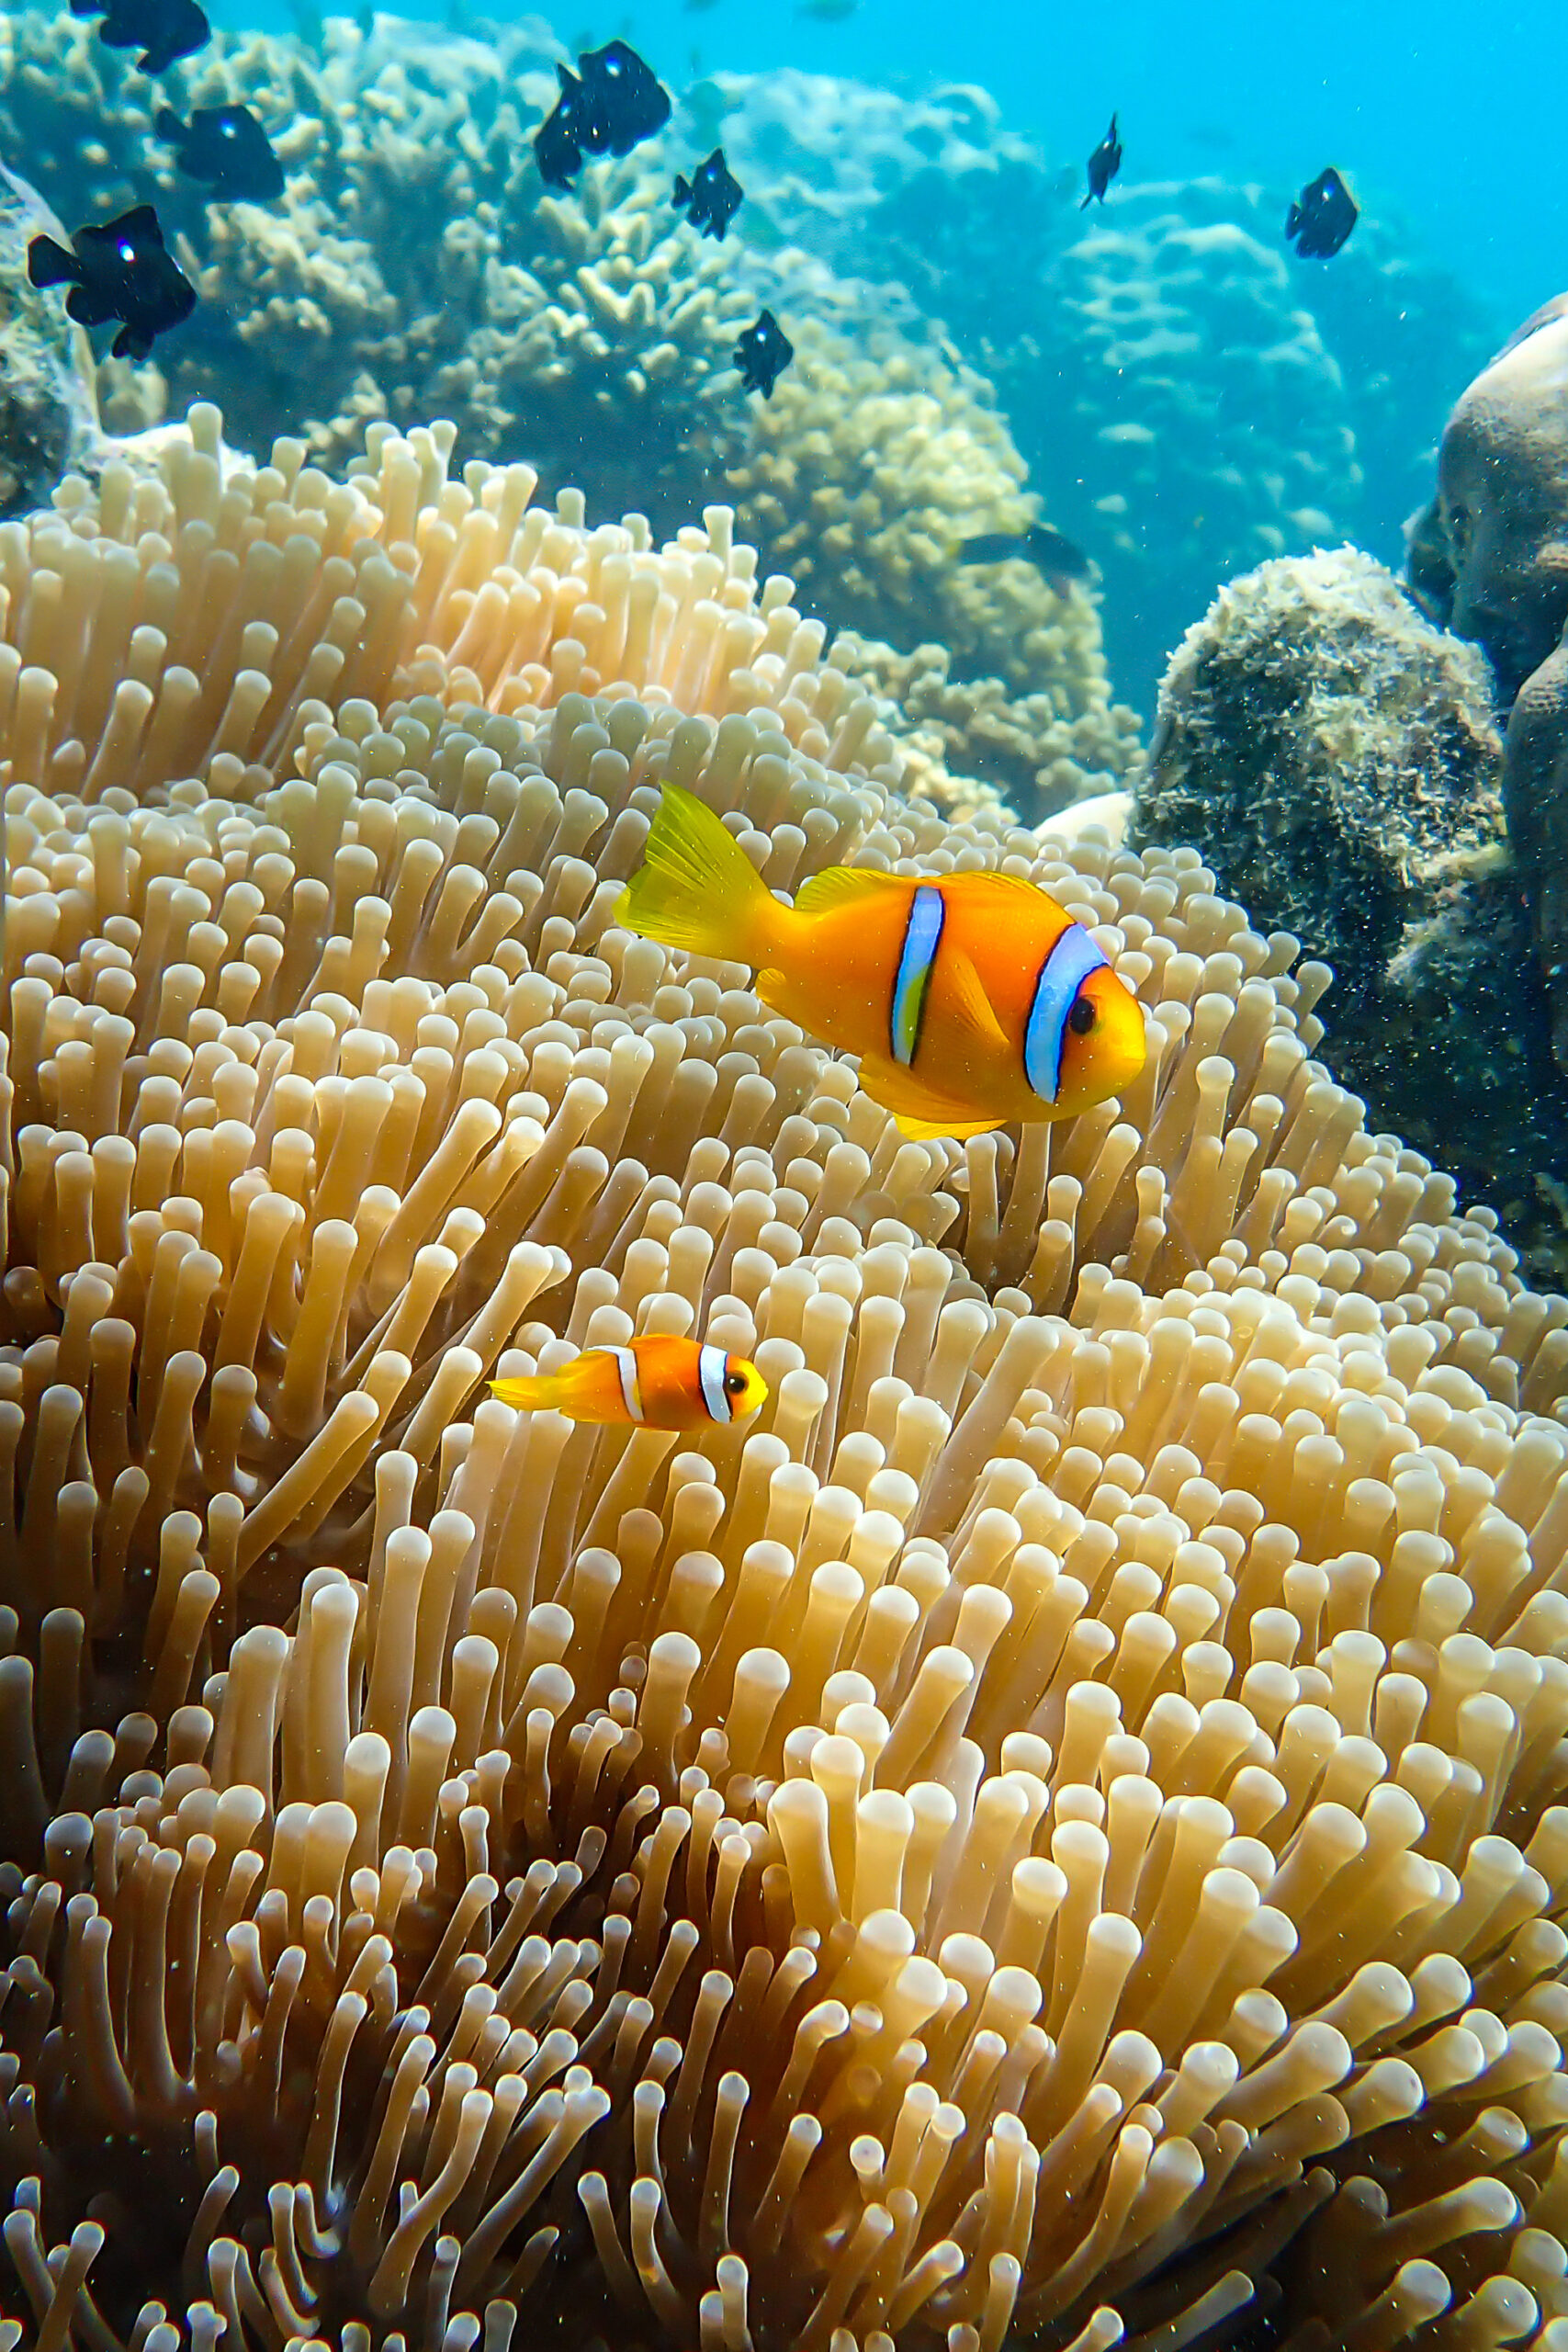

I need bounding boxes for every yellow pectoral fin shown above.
[894,1109,1006,1141]
[855,1051,1009,1140]
[941,949,1014,1057]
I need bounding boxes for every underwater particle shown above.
[734,304,793,396]
[959,519,1093,597]
[26,200,194,360]
[1080,108,1122,207]
[154,103,284,202]
[671,144,742,241]
[491,1336,768,1426]
[1285,164,1358,257]
[67,0,209,74]
[616,781,1146,1137]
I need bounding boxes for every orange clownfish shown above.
[491,1336,768,1429]
[616,785,1147,1140]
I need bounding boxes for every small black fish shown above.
[960,523,1092,596]
[69,0,209,74]
[156,105,285,203]
[672,147,742,241]
[576,39,671,153]
[28,203,195,362]
[1081,112,1122,208]
[1285,166,1358,259]
[735,309,793,399]
[536,75,585,187]
[535,38,671,186]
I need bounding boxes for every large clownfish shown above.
[491,1336,768,1429]
[616,785,1147,1140]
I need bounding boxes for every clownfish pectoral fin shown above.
[857,1051,1007,1141]
[893,1109,1006,1141]
[793,862,908,916]
[942,950,1014,1057]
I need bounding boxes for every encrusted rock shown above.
[1410,298,1568,1065]
[1138,545,1568,1282]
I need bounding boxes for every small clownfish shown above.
[615,785,1147,1141]
[491,1336,768,1429]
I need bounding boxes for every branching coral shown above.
[5,413,1568,2352]
[0,7,758,511]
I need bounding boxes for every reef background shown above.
[12,0,1566,718]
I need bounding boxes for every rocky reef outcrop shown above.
[1409,298,1568,1068]
[1136,546,1568,1284]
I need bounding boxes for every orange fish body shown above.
[491,1335,768,1428]
[616,785,1146,1138]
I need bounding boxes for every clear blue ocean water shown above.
[232,0,1567,332]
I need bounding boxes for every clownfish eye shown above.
[1068,995,1097,1035]
[724,1369,748,1396]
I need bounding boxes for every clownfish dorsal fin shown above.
[794,861,907,916]
[942,948,1012,1057]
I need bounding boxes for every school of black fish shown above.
[23,1,1362,517]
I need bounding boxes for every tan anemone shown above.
[2,414,1568,2352]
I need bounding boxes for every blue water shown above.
[231,0,1566,334]
[651,0,1560,338]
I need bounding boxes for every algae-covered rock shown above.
[0,161,99,515]
[1137,545,1568,1283]
[1408,297,1568,1068]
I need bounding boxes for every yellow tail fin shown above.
[615,783,780,967]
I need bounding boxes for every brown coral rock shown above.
[1414,301,1568,1075]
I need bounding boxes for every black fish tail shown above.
[155,106,186,141]
[1078,191,1091,209]
[673,174,690,204]
[27,235,79,290]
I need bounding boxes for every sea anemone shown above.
[4,413,1568,2350]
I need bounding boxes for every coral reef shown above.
[5,411,1568,2352]
[852,163,1500,711]
[1136,547,1568,1288]
[727,318,1143,810]
[0,6,1137,813]
[833,632,1136,821]
[0,9,757,514]
[987,181,1365,701]
[682,67,1039,267]
[0,163,103,517]
[1409,300,1568,1070]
